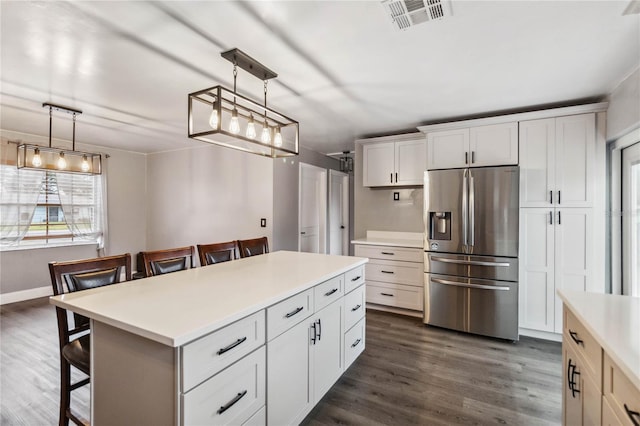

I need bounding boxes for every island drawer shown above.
[344,265,365,293]
[603,353,640,426]
[267,288,314,341]
[355,245,423,263]
[564,307,602,382]
[366,281,423,311]
[314,275,344,312]
[344,284,365,331]
[182,346,265,426]
[181,310,265,392]
[366,259,423,287]
[344,318,365,369]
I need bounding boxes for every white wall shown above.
[146,144,273,258]
[0,132,147,297]
[607,67,640,141]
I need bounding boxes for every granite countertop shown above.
[558,290,640,390]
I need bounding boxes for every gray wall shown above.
[353,142,424,239]
[607,67,640,141]
[273,146,342,252]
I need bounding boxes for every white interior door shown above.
[299,163,327,254]
[328,170,349,255]
[622,142,640,296]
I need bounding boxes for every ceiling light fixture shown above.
[188,48,299,158]
[16,103,102,175]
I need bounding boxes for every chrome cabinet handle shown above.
[217,390,247,414]
[316,319,321,341]
[351,275,361,281]
[324,288,338,297]
[380,292,394,297]
[431,277,510,291]
[217,337,247,355]
[390,173,393,183]
[380,251,395,255]
[558,210,562,225]
[471,151,475,164]
[285,306,303,318]
[549,211,553,225]
[469,172,475,247]
[351,304,362,312]
[465,152,469,164]
[558,190,561,205]
[351,338,362,348]
[430,256,509,267]
[550,190,553,204]
[380,270,394,274]
[568,330,584,346]
[462,169,468,247]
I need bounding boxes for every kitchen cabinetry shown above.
[354,244,423,315]
[519,114,595,208]
[519,208,594,333]
[361,134,426,187]
[426,122,518,170]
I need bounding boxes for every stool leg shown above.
[59,359,70,426]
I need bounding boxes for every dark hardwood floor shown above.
[0,298,561,425]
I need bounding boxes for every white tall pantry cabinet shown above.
[519,112,605,336]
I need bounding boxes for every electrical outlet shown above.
[260,218,267,227]
[393,192,400,201]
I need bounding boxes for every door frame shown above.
[298,162,327,254]
[328,169,349,255]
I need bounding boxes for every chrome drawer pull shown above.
[216,337,247,355]
[431,256,509,267]
[380,252,395,255]
[285,306,304,318]
[324,288,338,297]
[380,270,394,274]
[351,338,362,348]
[351,304,362,312]
[380,292,394,297]
[217,390,247,415]
[431,277,510,291]
[351,276,362,282]
[568,330,584,346]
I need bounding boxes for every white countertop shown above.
[50,251,367,348]
[352,230,424,249]
[558,290,640,390]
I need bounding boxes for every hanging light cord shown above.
[263,79,268,123]
[48,105,53,148]
[72,112,77,151]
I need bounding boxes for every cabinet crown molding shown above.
[355,132,424,145]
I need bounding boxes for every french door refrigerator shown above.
[423,166,519,340]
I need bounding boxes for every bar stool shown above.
[140,246,195,277]
[238,237,269,258]
[197,241,238,266]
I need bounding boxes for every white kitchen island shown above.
[50,251,368,426]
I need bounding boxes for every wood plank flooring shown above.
[0,298,561,425]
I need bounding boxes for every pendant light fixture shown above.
[188,48,298,158]
[16,103,102,175]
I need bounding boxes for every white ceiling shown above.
[1,1,639,155]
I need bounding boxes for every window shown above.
[0,165,104,249]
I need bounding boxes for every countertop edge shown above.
[558,290,640,391]
[351,239,424,249]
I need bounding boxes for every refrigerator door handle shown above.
[431,277,510,291]
[469,171,475,248]
[430,256,510,267]
[462,169,468,248]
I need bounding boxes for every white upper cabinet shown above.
[519,113,595,208]
[426,122,518,170]
[361,134,426,187]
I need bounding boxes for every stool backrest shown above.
[141,246,196,277]
[197,241,238,266]
[238,237,269,258]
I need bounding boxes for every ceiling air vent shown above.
[381,0,452,31]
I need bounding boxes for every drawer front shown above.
[366,260,423,287]
[242,406,266,426]
[564,307,602,382]
[183,346,265,426]
[267,289,314,341]
[344,265,365,293]
[603,395,624,426]
[344,318,365,369]
[603,353,640,426]
[355,245,423,263]
[182,311,266,392]
[366,281,424,311]
[314,275,344,312]
[344,284,365,330]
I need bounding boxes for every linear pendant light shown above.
[16,103,102,175]
[188,48,299,158]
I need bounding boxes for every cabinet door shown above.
[563,344,601,426]
[519,118,555,208]
[426,129,469,170]
[363,142,394,187]
[311,300,344,402]
[518,208,555,332]
[267,319,312,426]
[554,208,593,333]
[469,122,518,167]
[395,139,426,185]
[555,114,595,208]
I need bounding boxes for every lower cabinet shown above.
[563,342,601,426]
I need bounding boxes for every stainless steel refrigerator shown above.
[423,166,519,341]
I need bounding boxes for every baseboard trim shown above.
[0,286,52,305]
[519,327,562,342]
[366,303,423,318]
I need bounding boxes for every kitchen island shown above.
[558,290,639,425]
[50,250,367,426]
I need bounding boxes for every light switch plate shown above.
[260,218,267,227]
[393,192,400,201]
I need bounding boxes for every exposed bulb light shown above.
[261,121,271,143]
[208,102,219,129]
[57,152,67,170]
[274,127,283,147]
[81,155,90,172]
[246,114,256,139]
[229,108,240,134]
[32,148,42,167]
